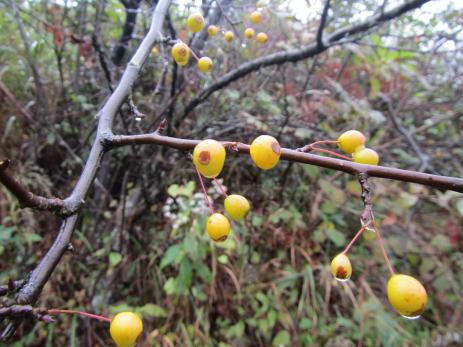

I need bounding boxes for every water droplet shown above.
[361,219,375,232]
[401,315,421,320]
[335,277,350,283]
[241,43,247,48]
[135,117,142,122]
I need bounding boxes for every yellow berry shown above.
[387,274,428,318]
[353,147,379,165]
[256,32,268,44]
[337,130,366,154]
[206,213,231,242]
[187,13,205,33]
[249,135,281,170]
[171,42,190,66]
[224,31,235,42]
[193,139,226,178]
[244,28,255,39]
[151,46,159,55]
[110,312,143,347]
[330,253,352,281]
[250,11,262,24]
[197,56,213,73]
[207,25,219,37]
[224,194,251,222]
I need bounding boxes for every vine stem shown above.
[310,147,353,161]
[342,220,372,254]
[47,309,112,323]
[373,221,395,275]
[213,178,228,197]
[195,166,215,214]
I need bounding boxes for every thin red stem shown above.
[195,166,215,214]
[47,309,112,323]
[342,220,371,254]
[213,178,228,197]
[373,221,395,275]
[309,140,338,147]
[190,48,200,61]
[311,147,353,161]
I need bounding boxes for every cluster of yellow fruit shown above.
[110,312,143,347]
[337,130,379,165]
[331,253,428,319]
[193,135,281,242]
[243,10,268,44]
[170,13,213,73]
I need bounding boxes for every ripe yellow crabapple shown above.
[207,25,219,37]
[244,28,255,39]
[224,31,235,42]
[151,47,158,56]
[337,130,366,154]
[197,57,213,73]
[110,312,143,347]
[224,194,251,222]
[387,274,428,318]
[193,139,226,178]
[250,135,281,170]
[187,13,205,33]
[207,213,231,241]
[352,147,379,165]
[171,42,190,66]
[330,253,352,281]
[250,11,262,24]
[256,32,268,44]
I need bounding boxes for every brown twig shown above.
[104,133,463,193]
[0,160,66,214]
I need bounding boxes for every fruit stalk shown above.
[213,178,228,197]
[342,221,372,254]
[373,221,395,275]
[47,309,112,323]
[195,166,215,214]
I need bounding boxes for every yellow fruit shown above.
[206,213,231,241]
[187,13,205,33]
[110,312,143,347]
[330,253,352,281]
[197,57,213,73]
[387,274,427,318]
[244,28,255,39]
[224,194,251,222]
[249,135,281,170]
[337,130,366,154]
[171,42,190,66]
[224,31,235,42]
[151,47,159,55]
[193,139,226,178]
[207,25,219,37]
[250,11,262,24]
[256,32,268,44]
[353,147,379,165]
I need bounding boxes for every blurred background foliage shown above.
[0,0,462,346]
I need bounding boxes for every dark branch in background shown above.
[358,173,374,226]
[104,132,463,193]
[112,0,143,65]
[0,160,66,214]
[182,0,432,118]
[0,0,172,340]
[316,0,330,49]
[8,0,50,115]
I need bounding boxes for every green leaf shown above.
[163,277,178,295]
[272,330,290,346]
[327,229,346,247]
[167,184,180,197]
[179,258,193,288]
[137,303,167,318]
[455,198,463,217]
[430,234,452,252]
[109,252,122,267]
[160,244,183,269]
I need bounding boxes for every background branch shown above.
[182,0,431,118]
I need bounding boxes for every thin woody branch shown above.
[0,160,66,214]
[103,132,463,193]
[316,0,330,49]
[358,172,374,226]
